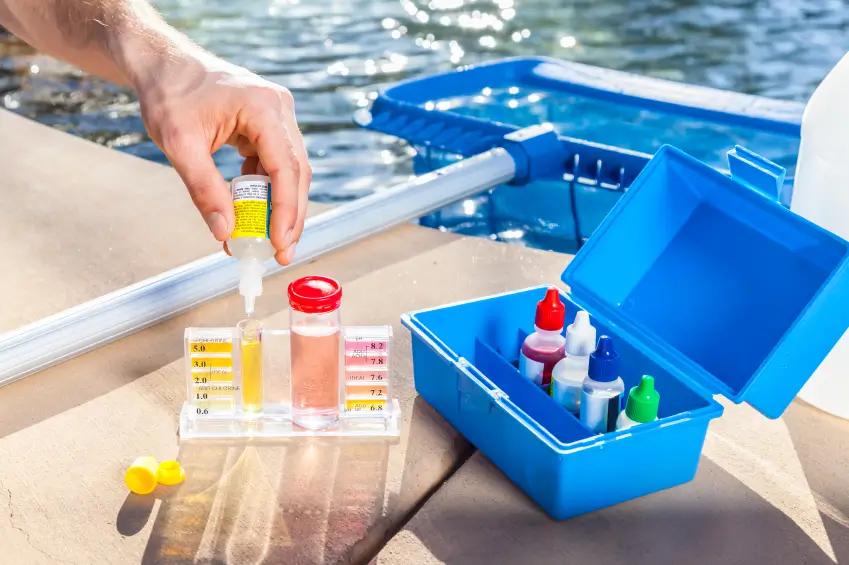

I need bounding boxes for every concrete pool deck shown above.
[0,108,568,564]
[1,108,849,564]
[375,400,849,565]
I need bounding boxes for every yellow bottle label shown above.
[231,179,271,238]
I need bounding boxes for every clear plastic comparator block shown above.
[179,324,400,440]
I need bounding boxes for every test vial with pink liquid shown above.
[288,276,343,430]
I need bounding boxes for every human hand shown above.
[133,49,310,266]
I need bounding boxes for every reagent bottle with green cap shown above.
[616,375,660,431]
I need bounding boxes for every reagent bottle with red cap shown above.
[519,287,566,388]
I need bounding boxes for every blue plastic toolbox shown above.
[358,57,804,251]
[402,143,849,519]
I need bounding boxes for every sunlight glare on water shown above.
[1,0,848,246]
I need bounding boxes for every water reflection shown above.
[1,0,848,243]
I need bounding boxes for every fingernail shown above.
[206,212,229,240]
[285,242,297,264]
[284,229,293,248]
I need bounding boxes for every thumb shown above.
[166,140,234,241]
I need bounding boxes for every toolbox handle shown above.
[727,145,786,205]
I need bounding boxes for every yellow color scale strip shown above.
[344,398,388,413]
[189,341,232,354]
[191,368,234,385]
[192,398,235,415]
[191,357,232,369]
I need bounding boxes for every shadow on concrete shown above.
[395,455,843,565]
[135,438,390,564]
[374,396,475,552]
[784,400,849,565]
[116,493,158,537]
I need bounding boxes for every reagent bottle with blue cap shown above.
[580,336,624,434]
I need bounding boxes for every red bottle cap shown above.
[535,287,565,331]
[287,276,342,314]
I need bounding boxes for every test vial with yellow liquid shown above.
[237,318,264,418]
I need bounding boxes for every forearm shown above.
[0,0,202,88]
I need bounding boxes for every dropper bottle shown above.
[227,174,275,315]
[616,375,660,431]
[550,310,597,414]
[580,336,625,434]
[519,287,567,388]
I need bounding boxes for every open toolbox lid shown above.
[562,144,849,419]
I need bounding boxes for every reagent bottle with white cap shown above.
[550,310,596,414]
[227,174,275,315]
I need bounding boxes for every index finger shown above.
[241,110,300,259]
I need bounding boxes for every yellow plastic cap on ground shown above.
[156,460,185,486]
[125,456,159,495]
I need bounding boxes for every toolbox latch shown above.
[457,358,498,415]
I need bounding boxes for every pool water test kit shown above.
[402,144,849,520]
[181,323,400,439]
[179,276,401,441]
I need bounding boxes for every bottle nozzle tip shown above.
[594,335,617,357]
[245,295,256,316]
[637,375,655,392]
